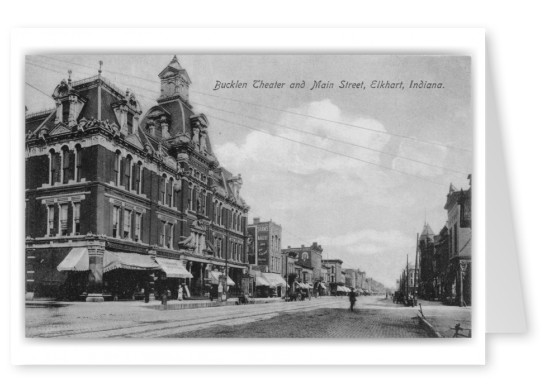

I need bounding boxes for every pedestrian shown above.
[178,284,183,301]
[349,288,357,312]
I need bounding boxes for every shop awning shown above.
[255,275,273,287]
[262,273,287,287]
[57,248,89,272]
[210,270,235,286]
[155,257,193,279]
[104,251,160,273]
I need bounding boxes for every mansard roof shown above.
[25,74,140,139]
[212,167,246,207]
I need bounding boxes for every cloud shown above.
[215,99,392,178]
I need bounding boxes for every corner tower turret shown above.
[158,55,191,103]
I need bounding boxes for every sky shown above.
[25,54,473,288]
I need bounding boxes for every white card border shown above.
[10,27,485,365]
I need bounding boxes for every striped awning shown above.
[210,270,235,286]
[103,251,160,273]
[262,273,287,287]
[57,248,89,272]
[155,257,193,279]
[255,275,273,287]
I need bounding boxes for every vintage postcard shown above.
[24,53,473,339]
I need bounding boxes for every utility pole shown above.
[414,233,419,305]
[406,254,409,297]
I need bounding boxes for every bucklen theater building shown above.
[25,56,249,302]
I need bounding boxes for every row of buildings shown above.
[396,178,472,307]
[246,218,382,297]
[24,56,382,302]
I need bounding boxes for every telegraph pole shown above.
[414,233,419,305]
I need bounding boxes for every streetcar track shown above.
[31,300,338,338]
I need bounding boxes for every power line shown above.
[34,54,472,154]
[25,82,52,98]
[27,59,468,178]
[193,101,469,177]
[25,78,449,187]
[205,113,448,187]
[25,60,463,187]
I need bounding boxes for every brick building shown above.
[323,259,344,287]
[247,218,282,274]
[283,242,323,294]
[25,56,249,301]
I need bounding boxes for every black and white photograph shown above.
[24,54,473,339]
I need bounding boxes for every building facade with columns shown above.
[25,56,249,301]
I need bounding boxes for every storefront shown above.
[262,273,287,297]
[155,257,194,300]
[209,270,236,299]
[103,251,160,301]
[254,274,273,297]
[55,247,90,300]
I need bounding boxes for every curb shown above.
[151,298,284,311]
[417,314,443,338]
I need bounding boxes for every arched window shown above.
[201,190,206,215]
[49,149,59,185]
[134,161,142,193]
[167,177,174,207]
[214,201,218,223]
[75,144,82,182]
[114,150,121,186]
[61,145,72,184]
[123,155,132,190]
[159,174,166,204]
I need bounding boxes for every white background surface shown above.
[9,27,486,366]
[1,0,548,389]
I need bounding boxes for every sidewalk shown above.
[25,295,336,311]
[417,305,472,338]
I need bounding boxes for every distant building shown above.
[343,268,357,289]
[248,218,282,274]
[323,259,344,285]
[283,242,323,293]
[357,270,367,290]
